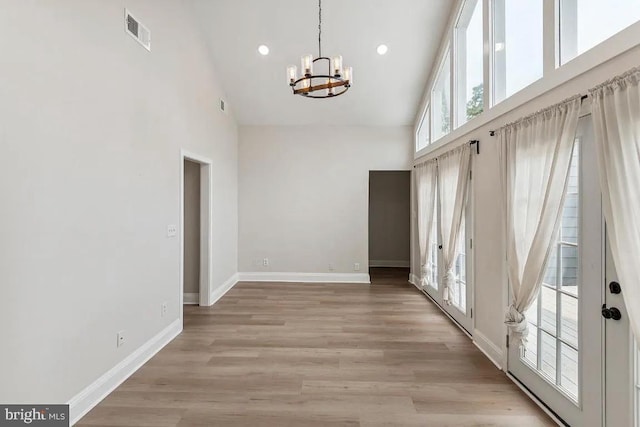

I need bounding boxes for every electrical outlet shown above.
[117,330,126,348]
[161,302,168,317]
[354,263,360,271]
[263,258,269,267]
[167,225,177,237]
[328,263,334,271]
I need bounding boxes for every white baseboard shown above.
[369,260,410,268]
[208,273,240,305]
[183,293,199,305]
[68,319,182,425]
[408,273,421,289]
[237,272,370,284]
[473,329,504,371]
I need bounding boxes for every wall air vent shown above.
[125,9,151,51]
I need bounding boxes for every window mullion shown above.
[543,0,559,76]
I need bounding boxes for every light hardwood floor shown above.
[78,268,553,426]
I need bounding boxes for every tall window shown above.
[416,107,431,151]
[493,0,543,104]
[523,141,580,402]
[455,0,484,127]
[432,49,451,142]
[559,0,640,64]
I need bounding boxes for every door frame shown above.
[180,150,213,323]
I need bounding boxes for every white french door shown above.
[507,116,636,426]
[507,117,602,426]
[423,174,473,333]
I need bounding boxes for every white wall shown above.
[239,126,412,275]
[411,43,640,360]
[0,0,238,404]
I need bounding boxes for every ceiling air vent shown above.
[125,9,150,51]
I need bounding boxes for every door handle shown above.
[602,304,622,321]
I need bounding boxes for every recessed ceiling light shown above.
[377,44,388,55]
[258,45,270,55]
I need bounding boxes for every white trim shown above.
[68,319,181,426]
[409,273,421,289]
[369,260,410,268]
[238,272,370,284]
[473,329,504,371]
[209,273,240,306]
[183,293,199,305]
[180,150,214,317]
[506,373,565,427]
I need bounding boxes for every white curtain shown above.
[437,144,471,304]
[415,159,438,289]
[590,67,640,341]
[499,96,581,349]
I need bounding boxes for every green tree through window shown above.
[466,84,484,120]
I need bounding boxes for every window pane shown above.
[525,295,539,326]
[432,50,451,141]
[561,343,579,400]
[541,286,557,335]
[541,330,557,381]
[416,107,430,151]
[453,219,466,312]
[561,143,580,245]
[560,0,640,64]
[544,245,558,288]
[493,0,543,103]
[524,326,538,367]
[560,294,578,348]
[455,0,484,126]
[428,214,438,290]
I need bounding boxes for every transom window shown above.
[455,0,484,127]
[559,0,640,65]
[431,48,451,142]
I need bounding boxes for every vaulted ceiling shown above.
[191,0,453,126]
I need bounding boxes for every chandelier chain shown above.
[318,0,322,58]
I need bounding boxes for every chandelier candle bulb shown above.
[344,66,353,85]
[287,65,297,84]
[302,54,314,76]
[332,55,343,76]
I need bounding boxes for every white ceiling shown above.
[191,0,453,126]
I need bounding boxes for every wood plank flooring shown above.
[78,268,553,426]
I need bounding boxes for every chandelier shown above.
[286,0,353,98]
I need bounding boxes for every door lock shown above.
[602,304,622,321]
[609,281,621,294]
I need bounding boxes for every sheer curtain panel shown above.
[415,159,438,289]
[499,96,581,349]
[437,144,471,305]
[590,67,640,341]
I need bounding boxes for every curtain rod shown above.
[488,94,589,136]
[413,139,478,168]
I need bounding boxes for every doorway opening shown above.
[180,151,213,322]
[368,170,411,285]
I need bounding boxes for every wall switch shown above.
[354,263,360,271]
[167,225,177,237]
[117,331,126,348]
[263,258,269,267]
[161,302,168,317]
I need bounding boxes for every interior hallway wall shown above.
[369,171,411,267]
[0,0,238,405]
[183,160,201,295]
[239,126,413,275]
